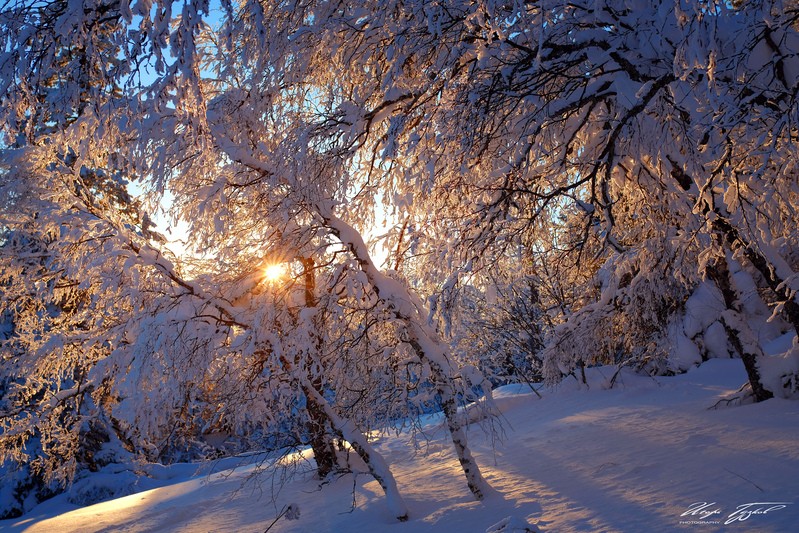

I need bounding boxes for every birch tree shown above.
[2,0,495,518]
[349,0,799,399]
[4,0,799,520]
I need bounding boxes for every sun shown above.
[263,263,287,283]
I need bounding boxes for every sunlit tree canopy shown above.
[1,0,799,521]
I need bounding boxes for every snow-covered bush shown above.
[451,274,546,389]
[543,239,692,382]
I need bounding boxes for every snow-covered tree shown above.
[448,263,546,390]
[361,0,799,400]
[4,0,799,521]
[1,0,495,519]
[0,163,151,516]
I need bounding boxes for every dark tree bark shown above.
[299,256,341,478]
[705,253,774,402]
[670,164,799,337]
[304,392,340,478]
[712,217,799,337]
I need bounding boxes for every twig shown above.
[263,504,289,533]
[724,468,764,492]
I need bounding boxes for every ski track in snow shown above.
[2,359,798,533]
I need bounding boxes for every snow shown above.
[669,324,703,371]
[3,359,798,532]
[682,281,725,339]
[703,321,732,360]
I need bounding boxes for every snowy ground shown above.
[2,358,798,533]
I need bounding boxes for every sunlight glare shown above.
[263,263,287,283]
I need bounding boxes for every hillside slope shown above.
[2,359,798,533]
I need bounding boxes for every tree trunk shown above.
[705,253,774,402]
[712,217,799,336]
[299,256,341,479]
[298,375,409,521]
[305,393,339,478]
[669,166,799,336]
[407,337,488,500]
[669,169,787,401]
[321,211,492,501]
